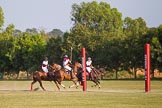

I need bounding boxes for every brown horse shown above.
[30,61,82,91]
[51,61,82,90]
[76,67,104,89]
[30,65,57,91]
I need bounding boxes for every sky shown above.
[0,0,162,32]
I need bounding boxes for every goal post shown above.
[145,44,151,92]
[82,48,87,91]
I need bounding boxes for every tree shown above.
[0,6,4,28]
[13,32,46,73]
[48,29,63,37]
[0,24,16,72]
[14,29,22,36]
[25,28,38,34]
[46,36,63,64]
[68,1,123,63]
[123,17,148,78]
[156,25,162,71]
[158,25,162,46]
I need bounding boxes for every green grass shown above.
[0,80,162,108]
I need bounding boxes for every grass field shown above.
[0,80,162,108]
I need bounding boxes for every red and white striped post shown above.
[145,44,151,92]
[82,48,87,91]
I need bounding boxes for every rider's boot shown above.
[89,72,91,80]
[70,70,74,79]
[90,72,94,80]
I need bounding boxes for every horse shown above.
[76,66,104,89]
[30,65,58,91]
[30,61,82,91]
[50,61,82,90]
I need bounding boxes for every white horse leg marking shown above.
[60,83,66,88]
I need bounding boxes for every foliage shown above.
[0,24,16,72]
[0,6,4,28]
[123,17,148,70]
[46,36,63,64]
[69,1,124,68]
[158,25,162,45]
[48,29,63,37]
[0,26,46,72]
[13,32,46,72]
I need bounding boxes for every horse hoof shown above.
[33,87,39,91]
[98,86,101,89]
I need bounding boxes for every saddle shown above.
[64,69,74,79]
[42,72,47,76]
[64,69,71,74]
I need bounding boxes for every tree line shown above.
[0,1,162,78]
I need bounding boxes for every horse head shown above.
[74,61,82,68]
[50,62,62,71]
[72,61,82,73]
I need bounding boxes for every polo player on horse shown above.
[41,57,56,80]
[86,57,98,80]
[62,54,74,79]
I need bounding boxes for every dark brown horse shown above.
[77,67,104,89]
[30,61,82,91]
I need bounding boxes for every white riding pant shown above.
[64,65,72,71]
[42,67,48,73]
[86,67,92,73]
